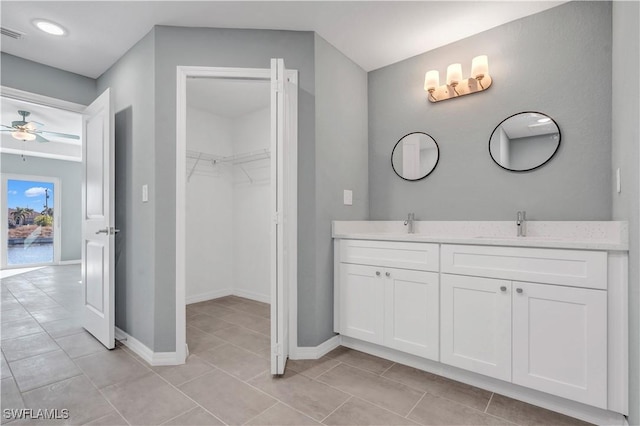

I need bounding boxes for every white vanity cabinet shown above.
[332,221,628,423]
[511,281,607,408]
[338,263,385,345]
[383,267,439,359]
[335,240,440,360]
[440,274,512,382]
[441,244,608,408]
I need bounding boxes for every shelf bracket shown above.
[187,152,202,182]
[238,165,253,184]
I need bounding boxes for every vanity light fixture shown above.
[424,55,492,103]
[33,19,66,36]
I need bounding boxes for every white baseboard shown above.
[186,288,269,305]
[340,336,626,426]
[115,327,184,366]
[186,288,233,305]
[290,335,341,360]
[58,259,81,265]
[233,288,270,304]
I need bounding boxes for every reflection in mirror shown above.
[489,112,561,172]
[391,132,439,181]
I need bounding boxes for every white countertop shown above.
[332,221,628,251]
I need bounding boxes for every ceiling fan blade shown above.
[25,121,42,130]
[0,129,16,132]
[1,124,16,129]
[37,130,80,140]
[35,134,50,143]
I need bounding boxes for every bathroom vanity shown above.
[332,221,628,425]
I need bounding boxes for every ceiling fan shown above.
[1,110,80,142]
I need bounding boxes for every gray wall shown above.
[311,35,369,345]
[611,2,640,424]
[1,153,81,261]
[152,27,317,351]
[368,1,612,221]
[1,53,96,106]
[97,30,157,350]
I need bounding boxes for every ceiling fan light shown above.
[33,19,66,36]
[12,130,36,141]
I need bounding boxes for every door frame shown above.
[1,173,61,269]
[175,66,298,363]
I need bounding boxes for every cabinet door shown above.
[441,274,512,381]
[512,282,607,408]
[384,269,439,360]
[339,263,385,344]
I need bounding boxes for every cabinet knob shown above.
[500,286,507,292]
[516,288,523,294]
[385,272,391,277]
[376,271,381,276]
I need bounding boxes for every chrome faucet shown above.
[404,213,415,234]
[516,211,526,237]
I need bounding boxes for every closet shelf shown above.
[186,148,270,165]
[186,148,271,183]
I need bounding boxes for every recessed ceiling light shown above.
[33,19,66,36]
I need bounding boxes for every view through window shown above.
[6,179,55,265]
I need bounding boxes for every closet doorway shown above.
[176,61,298,375]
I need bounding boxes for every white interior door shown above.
[81,88,115,349]
[271,58,288,374]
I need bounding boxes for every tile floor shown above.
[1,266,592,425]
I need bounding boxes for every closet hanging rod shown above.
[186,148,270,166]
[223,148,270,165]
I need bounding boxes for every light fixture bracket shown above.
[428,75,492,103]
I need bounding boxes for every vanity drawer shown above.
[339,239,439,272]
[441,244,607,289]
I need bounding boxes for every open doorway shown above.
[176,62,298,373]
[184,76,273,370]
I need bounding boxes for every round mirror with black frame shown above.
[391,132,440,181]
[488,111,561,172]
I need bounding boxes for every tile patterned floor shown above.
[0,266,593,425]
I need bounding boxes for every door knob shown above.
[376,271,381,276]
[516,288,523,294]
[96,228,109,235]
[500,286,507,292]
[385,272,391,277]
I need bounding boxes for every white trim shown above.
[340,336,626,426]
[0,86,87,113]
[176,65,298,368]
[186,289,269,305]
[286,70,299,359]
[0,148,82,163]
[233,288,270,304]
[185,288,233,305]
[290,335,342,360]
[58,259,81,265]
[115,327,180,366]
[1,173,61,269]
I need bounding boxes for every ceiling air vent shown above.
[1,27,24,39]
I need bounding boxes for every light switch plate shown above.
[142,184,149,202]
[616,168,621,193]
[343,189,353,206]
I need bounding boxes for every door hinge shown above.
[273,211,282,224]
[272,80,284,93]
[273,343,283,356]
